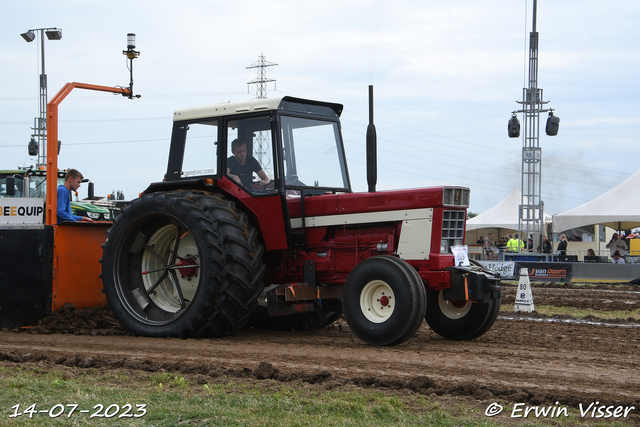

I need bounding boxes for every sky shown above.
[1,0,639,216]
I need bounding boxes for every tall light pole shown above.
[508,0,559,254]
[21,27,62,167]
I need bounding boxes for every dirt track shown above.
[2,282,639,423]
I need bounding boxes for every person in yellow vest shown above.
[507,233,525,252]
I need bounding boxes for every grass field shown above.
[0,366,507,427]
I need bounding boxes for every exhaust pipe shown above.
[88,182,95,200]
[366,85,377,193]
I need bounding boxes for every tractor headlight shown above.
[104,212,111,221]
[87,212,100,219]
[440,240,449,254]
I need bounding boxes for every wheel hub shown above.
[177,259,198,278]
[360,280,395,323]
[437,291,472,319]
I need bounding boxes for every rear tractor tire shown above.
[100,190,265,338]
[425,290,500,340]
[342,256,426,346]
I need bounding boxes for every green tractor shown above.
[0,168,111,221]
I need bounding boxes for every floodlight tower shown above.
[508,0,560,253]
[21,27,63,167]
[247,53,277,173]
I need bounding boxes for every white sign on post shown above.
[451,245,470,267]
[514,268,535,312]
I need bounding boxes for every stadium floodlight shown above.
[21,31,36,42]
[21,27,62,166]
[45,28,63,40]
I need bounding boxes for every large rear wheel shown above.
[101,190,265,338]
[342,256,426,346]
[425,290,500,340]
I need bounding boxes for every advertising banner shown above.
[0,198,45,224]
[477,261,517,279]
[516,262,573,282]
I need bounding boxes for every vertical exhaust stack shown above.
[366,85,377,193]
[88,182,95,200]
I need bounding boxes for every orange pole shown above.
[45,83,131,225]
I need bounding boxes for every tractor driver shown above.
[57,168,93,224]
[226,139,270,188]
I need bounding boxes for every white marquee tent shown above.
[552,168,640,233]
[467,187,552,233]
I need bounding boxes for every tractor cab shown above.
[154,96,351,249]
[165,96,349,194]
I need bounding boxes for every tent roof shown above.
[467,187,551,232]
[552,168,640,232]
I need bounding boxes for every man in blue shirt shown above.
[57,169,93,224]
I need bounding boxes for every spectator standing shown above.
[507,233,525,252]
[557,234,568,256]
[483,233,492,260]
[538,235,552,253]
[526,238,534,252]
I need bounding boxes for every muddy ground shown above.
[1,281,639,424]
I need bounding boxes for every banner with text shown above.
[0,198,44,224]
[516,262,573,282]
[477,261,517,279]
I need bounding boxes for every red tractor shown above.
[101,94,501,345]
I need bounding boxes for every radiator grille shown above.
[441,210,465,253]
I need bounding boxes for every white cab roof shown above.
[173,97,286,121]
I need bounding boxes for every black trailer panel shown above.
[0,227,53,328]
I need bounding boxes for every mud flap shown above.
[442,265,501,303]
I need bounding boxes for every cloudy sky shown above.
[1,0,639,215]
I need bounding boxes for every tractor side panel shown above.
[217,179,289,251]
[52,223,109,311]
[0,227,53,328]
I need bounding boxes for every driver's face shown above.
[232,144,247,164]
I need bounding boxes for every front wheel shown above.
[425,290,500,340]
[342,256,426,346]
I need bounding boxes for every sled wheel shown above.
[343,256,426,346]
[101,190,265,338]
[425,290,500,340]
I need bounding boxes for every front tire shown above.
[343,256,426,346]
[425,290,500,340]
[101,190,265,338]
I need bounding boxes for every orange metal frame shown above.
[45,83,131,311]
[46,83,131,225]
